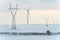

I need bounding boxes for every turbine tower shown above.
[26,9,30,24]
[9,3,19,30]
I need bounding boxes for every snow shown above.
[0,24,60,40]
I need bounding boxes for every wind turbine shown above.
[9,3,19,30]
[26,9,30,24]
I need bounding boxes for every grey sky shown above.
[0,0,59,10]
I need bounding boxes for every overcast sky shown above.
[0,0,60,24]
[0,0,59,10]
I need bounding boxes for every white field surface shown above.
[0,24,60,40]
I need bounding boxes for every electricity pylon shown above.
[26,9,30,24]
[45,17,50,34]
[9,3,19,30]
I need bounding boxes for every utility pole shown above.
[26,9,30,24]
[9,3,19,30]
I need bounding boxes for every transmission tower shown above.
[9,3,19,30]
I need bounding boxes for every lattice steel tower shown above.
[9,3,19,30]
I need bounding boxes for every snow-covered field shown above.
[0,35,60,40]
[0,24,60,40]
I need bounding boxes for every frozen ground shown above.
[0,24,60,40]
